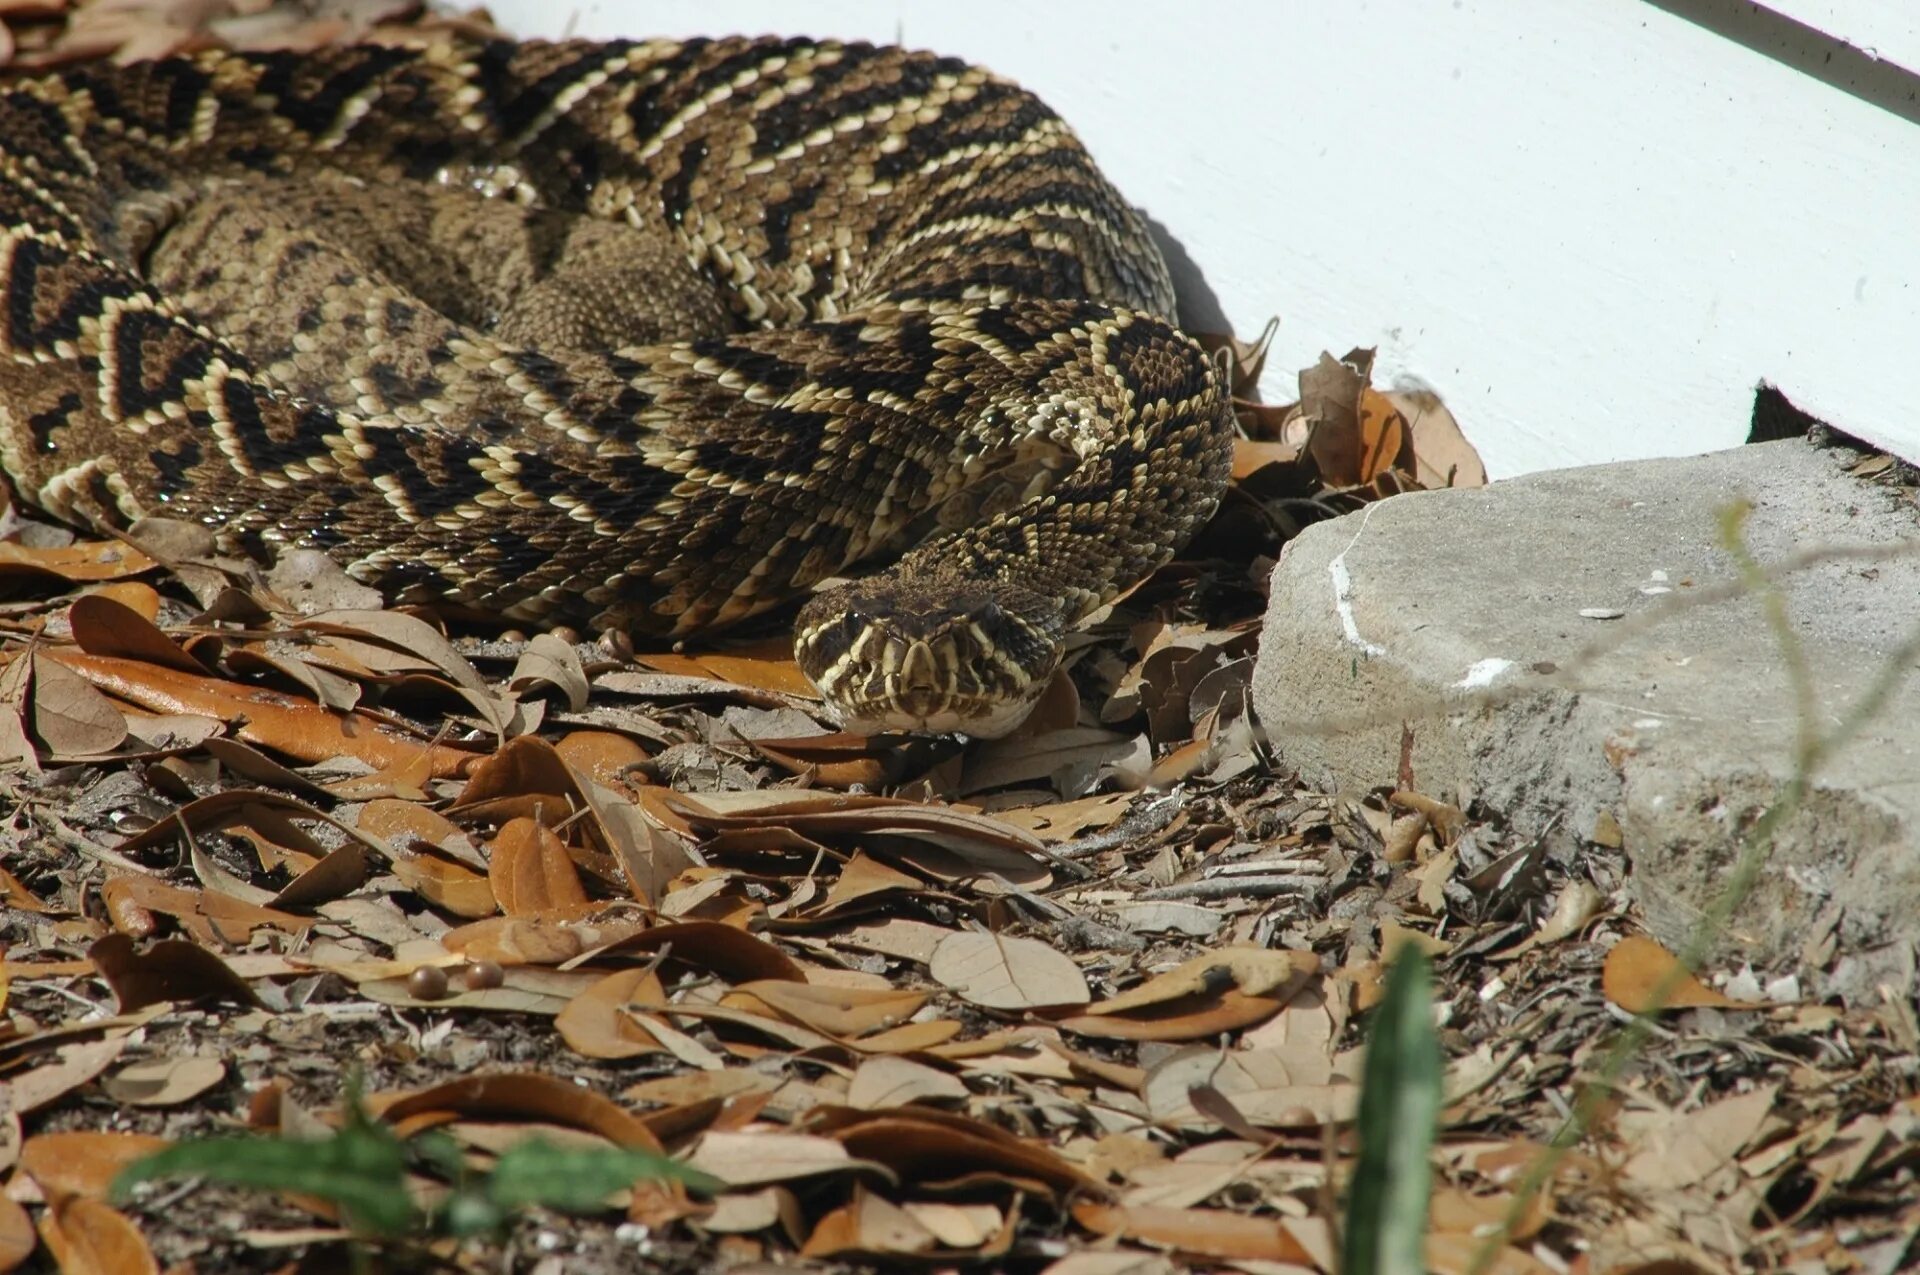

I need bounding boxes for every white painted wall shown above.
[481,0,1920,479]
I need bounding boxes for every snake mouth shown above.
[794,582,1064,739]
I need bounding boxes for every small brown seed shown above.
[461,960,504,991]
[408,965,449,1000]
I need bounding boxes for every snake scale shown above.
[0,36,1235,736]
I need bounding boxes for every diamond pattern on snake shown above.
[0,36,1235,735]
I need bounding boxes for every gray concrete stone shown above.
[1252,439,1920,986]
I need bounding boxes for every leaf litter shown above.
[2,13,1918,1273]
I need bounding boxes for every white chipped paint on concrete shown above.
[1325,503,1385,658]
[488,0,1920,477]
[1456,658,1515,690]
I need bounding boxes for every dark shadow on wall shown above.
[1144,215,1234,334]
[1643,0,1920,127]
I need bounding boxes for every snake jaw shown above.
[794,581,1064,738]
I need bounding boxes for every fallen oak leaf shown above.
[35,1194,158,1275]
[804,1106,1100,1198]
[1072,1201,1316,1263]
[929,930,1090,1011]
[0,537,157,582]
[1602,935,1767,1014]
[371,1072,666,1153]
[43,650,478,777]
[19,1132,172,1200]
[1078,948,1319,1015]
[67,593,206,675]
[88,934,260,1012]
[26,649,127,757]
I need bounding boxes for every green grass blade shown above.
[1341,946,1442,1275]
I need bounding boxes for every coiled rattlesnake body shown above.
[0,37,1234,735]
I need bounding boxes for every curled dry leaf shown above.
[100,873,308,947]
[806,1106,1099,1197]
[510,632,590,711]
[88,934,260,1012]
[68,594,205,675]
[372,1071,666,1153]
[591,920,806,984]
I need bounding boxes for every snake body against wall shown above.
[0,37,1234,734]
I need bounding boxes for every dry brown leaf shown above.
[846,1056,969,1110]
[390,848,497,919]
[0,1195,32,1274]
[373,1072,666,1153]
[45,649,477,776]
[100,872,308,947]
[1143,1041,1355,1130]
[67,594,205,674]
[1389,388,1487,488]
[631,639,819,699]
[28,650,128,756]
[19,1131,171,1199]
[0,538,157,582]
[35,1194,157,1275]
[88,933,260,1011]
[1229,437,1303,481]
[1602,936,1765,1013]
[745,731,950,791]
[686,1130,858,1189]
[595,920,805,984]
[7,1033,134,1115]
[99,1056,225,1107]
[987,791,1134,841]
[1057,988,1298,1043]
[1621,1084,1781,1190]
[357,797,483,868]
[488,817,590,916]
[1080,948,1318,1015]
[509,632,589,711]
[801,1185,942,1258]
[929,930,1090,1010]
[553,729,650,789]
[809,1107,1097,1196]
[1072,1200,1316,1262]
[554,967,669,1060]
[727,980,927,1040]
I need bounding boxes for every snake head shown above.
[794,579,1065,738]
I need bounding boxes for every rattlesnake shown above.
[0,37,1234,735]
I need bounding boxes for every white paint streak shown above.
[1457,659,1515,690]
[1326,503,1384,658]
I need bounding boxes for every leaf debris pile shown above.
[0,25,1914,1266]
